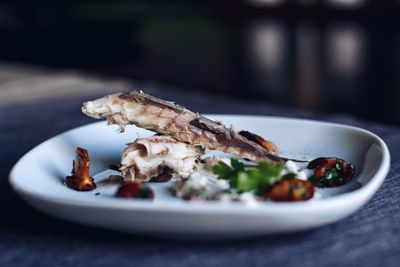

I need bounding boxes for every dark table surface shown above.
[1,86,400,267]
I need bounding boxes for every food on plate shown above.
[263,179,314,202]
[66,91,357,203]
[212,158,314,200]
[120,136,203,182]
[65,147,96,191]
[82,91,281,162]
[238,130,278,154]
[115,182,154,199]
[202,156,231,172]
[149,170,173,182]
[307,157,355,187]
[172,159,315,202]
[171,172,230,200]
[212,158,284,195]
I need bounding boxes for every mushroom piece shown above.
[65,147,96,191]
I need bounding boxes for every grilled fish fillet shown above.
[82,91,282,162]
[120,136,202,181]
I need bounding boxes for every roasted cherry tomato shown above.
[263,178,315,201]
[115,182,154,199]
[307,157,355,187]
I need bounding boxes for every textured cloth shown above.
[1,86,399,267]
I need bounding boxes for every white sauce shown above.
[283,160,310,181]
[238,192,260,207]
[173,172,229,199]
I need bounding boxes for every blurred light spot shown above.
[248,22,284,71]
[246,20,287,102]
[325,0,365,8]
[248,0,285,7]
[326,25,365,75]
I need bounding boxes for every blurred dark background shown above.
[0,0,399,124]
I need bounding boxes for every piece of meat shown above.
[82,91,282,162]
[120,136,203,181]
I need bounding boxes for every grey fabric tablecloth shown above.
[1,87,399,267]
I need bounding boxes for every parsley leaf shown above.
[211,161,233,180]
[212,159,285,196]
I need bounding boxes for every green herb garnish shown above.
[212,159,286,196]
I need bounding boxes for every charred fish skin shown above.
[82,91,282,162]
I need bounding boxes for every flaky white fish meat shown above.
[120,136,202,181]
[82,91,281,162]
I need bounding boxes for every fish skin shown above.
[82,91,283,162]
